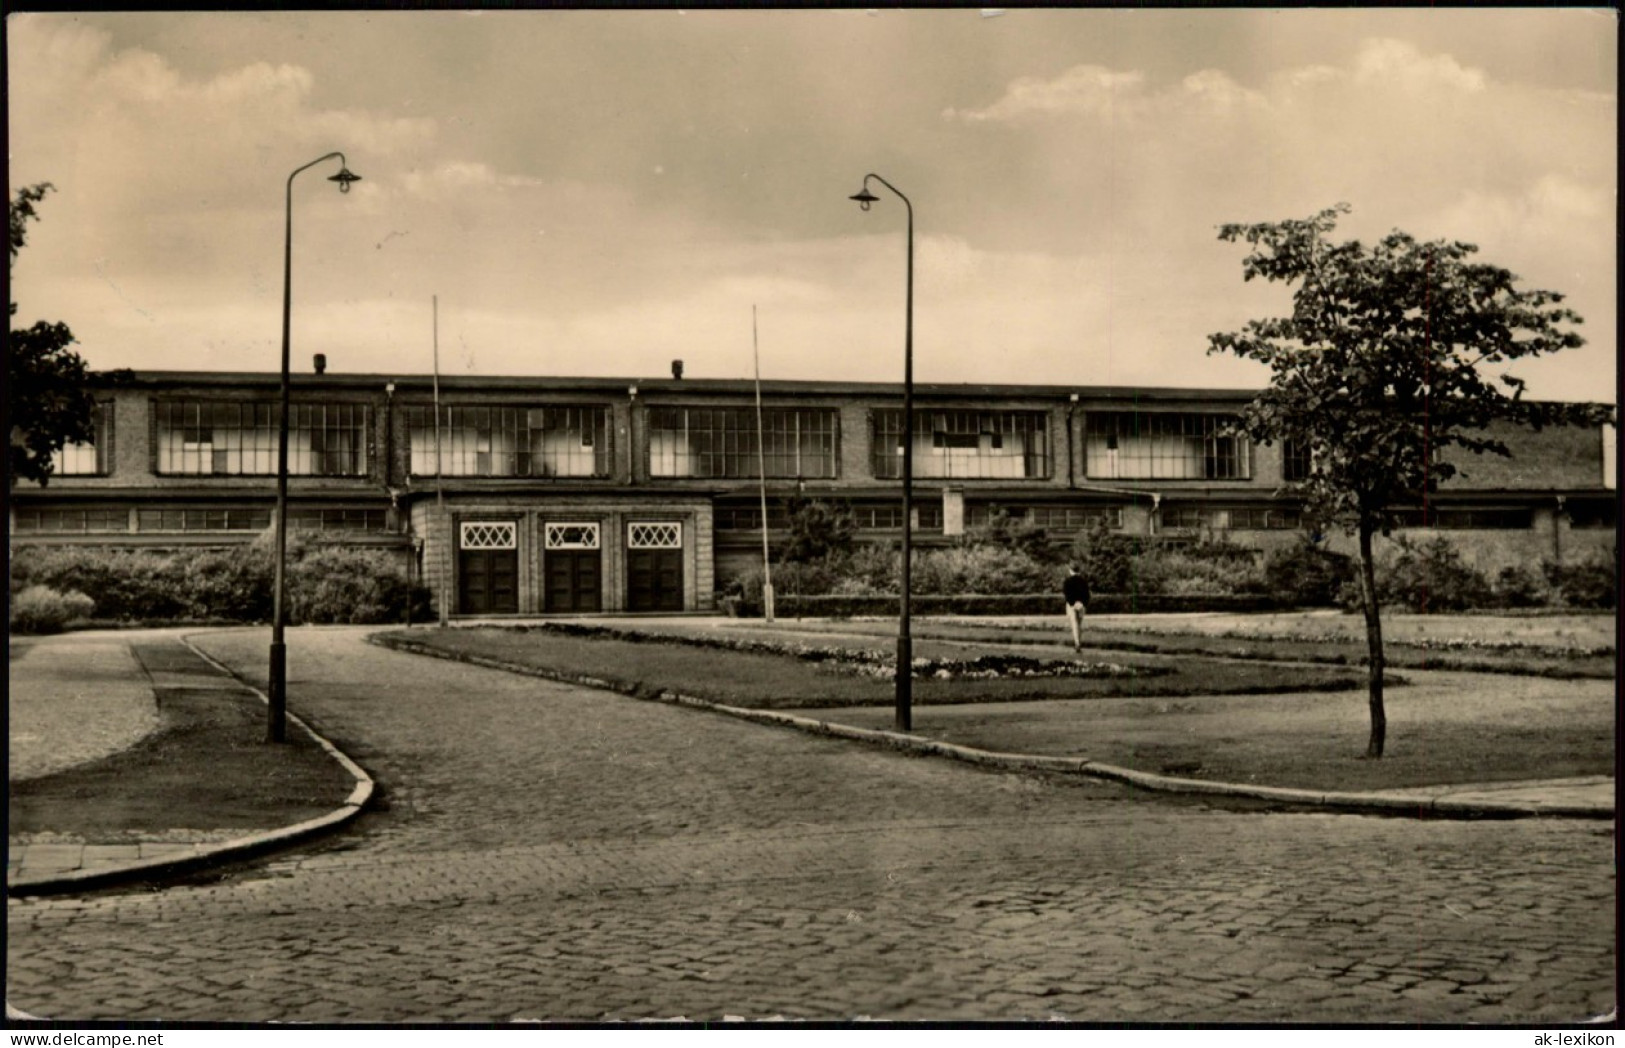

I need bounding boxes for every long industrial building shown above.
[10,365,1616,615]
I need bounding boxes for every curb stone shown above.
[6,634,375,898]
[369,633,1613,822]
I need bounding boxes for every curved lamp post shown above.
[269,152,361,743]
[850,174,914,732]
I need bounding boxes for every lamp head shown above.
[849,186,879,212]
[329,166,362,193]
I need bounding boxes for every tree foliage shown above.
[1209,203,1608,524]
[9,183,95,488]
[1208,204,1610,756]
[778,496,858,564]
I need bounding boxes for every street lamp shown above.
[850,174,915,733]
[269,152,361,743]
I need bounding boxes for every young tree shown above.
[779,495,858,564]
[9,183,94,488]
[1209,203,1611,757]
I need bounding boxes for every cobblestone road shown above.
[7,627,1615,1023]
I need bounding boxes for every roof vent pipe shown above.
[313,353,327,375]
[672,359,684,380]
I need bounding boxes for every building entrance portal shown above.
[544,521,601,613]
[627,522,683,612]
[458,521,518,615]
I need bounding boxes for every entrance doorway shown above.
[458,520,518,614]
[627,522,683,612]
[544,521,601,613]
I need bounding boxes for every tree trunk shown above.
[1357,519,1387,758]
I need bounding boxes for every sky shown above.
[6,8,1618,402]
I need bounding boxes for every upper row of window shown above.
[59,400,1259,482]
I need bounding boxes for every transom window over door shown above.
[460,521,517,550]
[545,522,600,549]
[628,522,682,548]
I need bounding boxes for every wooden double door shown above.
[545,549,601,613]
[626,548,683,612]
[458,548,519,615]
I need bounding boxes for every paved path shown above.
[9,634,162,781]
[6,626,1615,1023]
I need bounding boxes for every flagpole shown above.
[433,295,449,627]
[752,305,775,623]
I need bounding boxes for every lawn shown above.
[805,675,1614,792]
[378,617,1614,792]
[692,612,1616,678]
[377,623,1372,709]
[8,684,355,843]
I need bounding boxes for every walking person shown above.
[1062,564,1091,652]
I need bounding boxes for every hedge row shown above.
[9,540,434,626]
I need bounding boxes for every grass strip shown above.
[377,625,1375,710]
[8,686,355,844]
[748,618,1615,679]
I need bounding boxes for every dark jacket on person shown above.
[1063,573,1091,606]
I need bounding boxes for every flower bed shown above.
[524,621,1162,681]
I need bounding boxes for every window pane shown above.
[1085,412,1250,480]
[411,404,610,478]
[872,409,1048,479]
[650,407,837,479]
[155,399,367,476]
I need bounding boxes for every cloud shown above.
[1432,175,1609,245]
[946,36,1490,130]
[399,162,544,198]
[1351,37,1487,93]
[943,65,1145,122]
[9,19,435,216]
[1175,69,1265,113]
[7,12,1613,405]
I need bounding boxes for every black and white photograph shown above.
[6,6,1617,1032]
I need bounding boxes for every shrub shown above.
[8,541,425,624]
[1491,565,1548,609]
[1263,538,1356,607]
[1068,521,1152,595]
[840,544,901,593]
[725,559,844,606]
[1543,557,1617,609]
[286,546,429,624]
[1135,546,1267,597]
[1376,536,1493,613]
[912,544,1056,596]
[963,507,1056,562]
[186,546,274,621]
[10,547,192,620]
[10,585,96,634]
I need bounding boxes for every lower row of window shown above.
[13,507,390,534]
